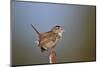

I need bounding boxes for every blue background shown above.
[11,1,96,65]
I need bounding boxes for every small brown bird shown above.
[31,24,64,52]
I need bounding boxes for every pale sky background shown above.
[11,0,96,65]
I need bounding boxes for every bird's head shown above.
[51,25,64,34]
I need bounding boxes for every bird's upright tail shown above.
[31,24,40,36]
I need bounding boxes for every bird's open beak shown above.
[61,26,65,33]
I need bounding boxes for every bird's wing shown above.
[39,32,57,47]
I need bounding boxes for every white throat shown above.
[58,32,62,37]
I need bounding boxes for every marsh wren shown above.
[31,24,64,52]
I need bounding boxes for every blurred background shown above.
[11,0,96,65]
